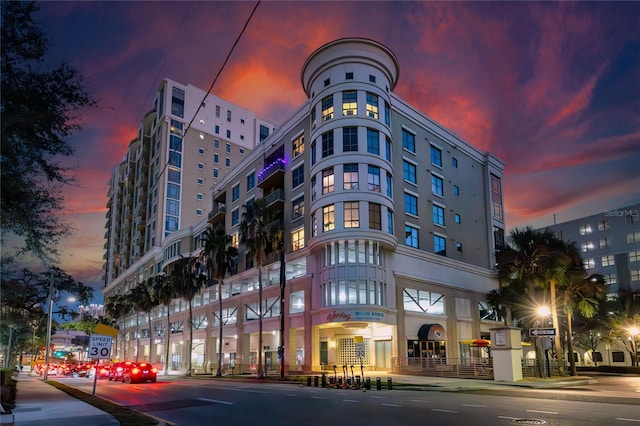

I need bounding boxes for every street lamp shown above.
[535,305,551,378]
[43,277,55,381]
[629,326,639,367]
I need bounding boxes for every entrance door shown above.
[375,340,391,369]
[320,341,328,368]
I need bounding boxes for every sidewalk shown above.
[9,372,118,426]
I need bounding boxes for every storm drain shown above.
[512,419,547,425]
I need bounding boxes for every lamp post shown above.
[629,326,639,367]
[536,305,551,378]
[43,277,54,381]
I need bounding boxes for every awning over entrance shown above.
[417,324,445,340]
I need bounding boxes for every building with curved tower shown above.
[103,38,505,374]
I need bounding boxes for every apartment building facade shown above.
[103,38,505,374]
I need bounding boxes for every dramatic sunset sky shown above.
[33,1,640,302]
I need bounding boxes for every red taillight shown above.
[117,367,123,372]
[151,368,158,373]
[139,363,147,367]
[131,368,140,374]
[100,368,107,373]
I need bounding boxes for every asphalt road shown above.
[61,375,640,426]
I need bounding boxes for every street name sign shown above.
[529,328,556,337]
[89,334,113,359]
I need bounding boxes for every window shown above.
[346,72,354,80]
[600,238,609,249]
[433,205,445,226]
[403,288,445,314]
[403,160,417,184]
[579,224,593,235]
[603,273,616,285]
[369,203,381,230]
[343,163,359,190]
[631,270,640,281]
[627,232,640,244]
[291,227,305,251]
[366,129,379,154]
[452,157,458,168]
[215,125,220,134]
[214,154,219,163]
[166,199,180,215]
[322,131,334,158]
[369,74,376,83]
[404,192,418,216]
[171,87,185,118]
[168,168,181,183]
[322,168,335,194]
[226,130,231,138]
[344,202,360,228]
[366,92,378,119]
[199,133,205,140]
[213,168,218,178]
[454,213,461,224]
[196,209,202,216]
[214,139,219,149]
[231,209,239,226]
[343,127,358,152]
[598,220,610,231]
[232,184,240,202]
[324,78,330,87]
[311,141,317,165]
[367,165,380,192]
[430,145,442,167]
[167,183,180,199]
[384,102,390,126]
[434,234,446,256]
[198,147,204,155]
[432,175,443,196]
[197,178,203,185]
[215,105,220,117]
[490,174,503,221]
[292,196,304,220]
[196,193,203,201]
[386,172,392,198]
[402,130,415,153]
[292,165,304,188]
[198,162,204,170]
[342,91,357,116]
[584,258,595,269]
[322,95,334,121]
[323,205,335,232]
[247,172,255,191]
[311,212,317,237]
[405,225,419,248]
[226,143,231,153]
[290,290,305,314]
[630,250,640,262]
[456,242,462,252]
[292,134,304,158]
[601,255,615,267]
[453,185,460,196]
[385,137,392,161]
[227,110,232,122]
[311,176,317,201]
[387,210,394,235]
[581,242,595,252]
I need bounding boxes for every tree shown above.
[239,198,278,378]
[607,290,640,366]
[152,274,174,375]
[131,279,159,362]
[104,293,132,361]
[1,1,95,261]
[170,257,206,376]
[203,223,238,377]
[558,273,608,375]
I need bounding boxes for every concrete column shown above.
[490,326,523,382]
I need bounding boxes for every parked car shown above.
[108,361,132,382]
[121,362,157,384]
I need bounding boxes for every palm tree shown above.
[203,223,238,377]
[152,274,174,375]
[131,279,159,363]
[558,273,607,376]
[104,293,132,361]
[239,198,278,378]
[170,256,207,376]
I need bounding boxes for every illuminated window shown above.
[323,204,335,232]
[292,196,304,220]
[601,255,615,267]
[344,201,360,228]
[343,164,359,190]
[630,250,640,262]
[579,224,592,235]
[342,91,357,116]
[292,134,304,158]
[322,168,334,194]
[369,203,381,230]
[321,95,334,121]
[584,258,595,269]
[366,92,378,119]
[291,227,305,251]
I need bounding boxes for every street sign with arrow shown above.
[529,328,556,337]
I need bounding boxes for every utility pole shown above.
[279,248,286,378]
[43,275,55,381]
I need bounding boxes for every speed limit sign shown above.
[89,335,112,359]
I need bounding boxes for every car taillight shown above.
[117,367,123,372]
[100,368,107,373]
[139,363,147,367]
[151,368,158,373]
[132,368,140,374]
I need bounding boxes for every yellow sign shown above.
[354,336,363,343]
[94,323,118,337]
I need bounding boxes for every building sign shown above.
[325,310,386,323]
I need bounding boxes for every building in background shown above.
[536,204,640,296]
[77,303,104,318]
[102,38,505,374]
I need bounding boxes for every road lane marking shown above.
[432,409,458,413]
[312,396,327,399]
[527,409,558,415]
[381,403,402,407]
[371,396,385,399]
[617,419,640,423]
[409,399,429,403]
[285,394,297,397]
[463,404,487,407]
[198,398,233,405]
[342,399,359,403]
[497,416,520,420]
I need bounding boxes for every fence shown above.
[392,357,494,379]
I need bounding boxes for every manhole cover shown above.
[512,420,547,425]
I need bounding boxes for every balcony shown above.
[208,203,226,224]
[257,158,285,189]
[264,188,284,210]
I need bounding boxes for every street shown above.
[56,374,640,426]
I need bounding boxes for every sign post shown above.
[89,335,112,396]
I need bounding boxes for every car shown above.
[108,361,132,381]
[94,364,111,379]
[121,362,157,384]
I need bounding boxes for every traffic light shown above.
[55,351,64,357]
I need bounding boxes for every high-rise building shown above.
[102,38,505,374]
[535,204,640,296]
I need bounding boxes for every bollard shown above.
[321,373,327,388]
[329,376,335,386]
[307,376,312,386]
[365,377,371,390]
[376,377,382,391]
[355,375,361,389]
[338,377,343,386]
[387,377,392,390]
[314,376,319,387]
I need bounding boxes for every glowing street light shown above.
[629,326,639,367]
